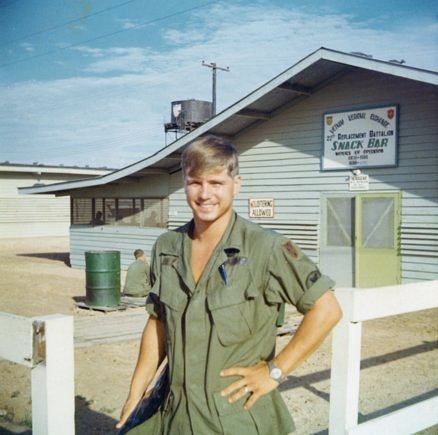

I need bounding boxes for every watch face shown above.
[271,367,282,379]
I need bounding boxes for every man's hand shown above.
[220,360,278,409]
[116,396,140,429]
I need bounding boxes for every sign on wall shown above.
[322,105,398,170]
[248,198,274,218]
[349,173,369,191]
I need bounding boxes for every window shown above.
[72,197,168,228]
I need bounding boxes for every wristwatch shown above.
[267,360,285,384]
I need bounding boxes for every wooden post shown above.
[31,314,75,435]
[329,288,362,434]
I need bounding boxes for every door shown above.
[320,196,355,287]
[320,192,401,288]
[355,193,401,287]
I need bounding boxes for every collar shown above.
[165,212,244,292]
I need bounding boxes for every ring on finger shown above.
[244,386,250,394]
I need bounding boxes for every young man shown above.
[117,135,342,434]
[123,249,151,297]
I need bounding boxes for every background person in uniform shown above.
[116,135,342,434]
[90,210,104,225]
[123,249,151,297]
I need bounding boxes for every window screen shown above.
[72,197,168,228]
[72,198,93,224]
[361,198,394,248]
[326,197,354,247]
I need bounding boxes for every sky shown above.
[0,0,437,169]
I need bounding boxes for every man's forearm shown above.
[274,290,342,375]
[127,316,166,401]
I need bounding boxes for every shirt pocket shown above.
[248,389,294,434]
[158,267,188,348]
[213,390,293,435]
[213,392,257,435]
[207,267,262,346]
[159,264,188,311]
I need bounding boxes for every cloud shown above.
[19,42,35,52]
[1,2,437,168]
[163,29,207,45]
[73,46,151,73]
[117,18,148,30]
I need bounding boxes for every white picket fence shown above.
[329,280,438,434]
[0,313,74,435]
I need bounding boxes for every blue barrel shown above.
[85,251,121,307]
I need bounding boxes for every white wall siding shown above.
[69,225,166,269]
[0,196,70,238]
[0,169,106,238]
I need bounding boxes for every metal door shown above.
[355,193,401,287]
[320,193,401,288]
[320,196,355,287]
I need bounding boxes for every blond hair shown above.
[181,135,239,178]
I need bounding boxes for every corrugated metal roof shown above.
[21,47,438,196]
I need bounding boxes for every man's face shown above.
[184,167,241,225]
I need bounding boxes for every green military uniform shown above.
[129,213,334,434]
[124,258,151,297]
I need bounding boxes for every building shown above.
[1,163,112,238]
[21,48,438,285]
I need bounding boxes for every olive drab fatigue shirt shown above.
[145,213,335,435]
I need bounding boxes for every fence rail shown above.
[0,313,74,435]
[329,280,438,435]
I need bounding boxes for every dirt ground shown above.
[0,236,436,435]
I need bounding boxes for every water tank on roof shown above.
[165,99,213,132]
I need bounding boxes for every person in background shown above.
[117,135,342,434]
[123,249,151,298]
[90,211,104,225]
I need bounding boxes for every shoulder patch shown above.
[282,240,301,260]
[306,270,322,288]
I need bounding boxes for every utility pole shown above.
[202,61,229,115]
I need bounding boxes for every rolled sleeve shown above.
[265,237,335,314]
[146,243,165,319]
[146,291,164,319]
[295,273,335,313]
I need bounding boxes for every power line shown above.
[202,61,229,115]
[0,0,219,69]
[0,0,140,48]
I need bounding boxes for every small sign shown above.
[349,174,369,191]
[322,105,398,170]
[249,198,274,218]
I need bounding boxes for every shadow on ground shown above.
[16,252,70,266]
[280,340,438,399]
[0,396,119,435]
[76,395,119,435]
[0,421,31,435]
[281,340,438,435]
